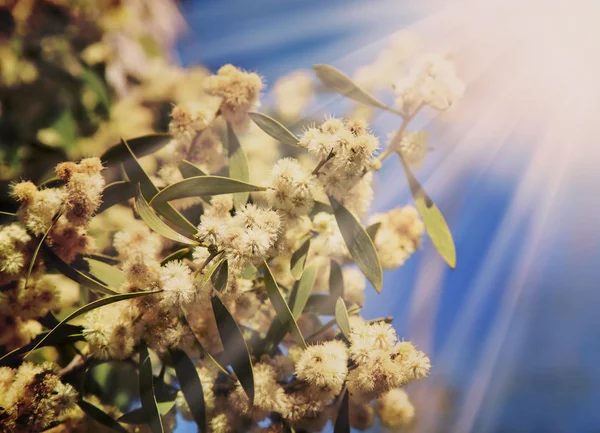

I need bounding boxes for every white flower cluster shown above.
[369,206,425,268]
[394,53,465,114]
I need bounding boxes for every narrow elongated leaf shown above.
[169,349,207,432]
[26,290,160,358]
[303,293,338,316]
[211,295,255,404]
[180,312,233,379]
[227,122,250,208]
[122,138,197,236]
[329,197,383,292]
[399,155,456,268]
[135,186,197,245]
[101,134,171,167]
[118,401,176,424]
[314,64,390,112]
[248,112,299,146]
[365,222,381,243]
[139,342,164,433]
[335,298,351,339]
[84,258,126,289]
[291,265,317,318]
[290,238,311,280]
[262,261,307,349]
[329,260,344,299]
[333,389,350,433]
[78,400,128,433]
[311,200,333,216]
[0,211,17,223]
[160,247,192,266]
[210,259,228,292]
[97,181,136,214]
[25,209,62,288]
[150,176,265,205]
[179,160,206,178]
[45,246,116,295]
[0,332,84,364]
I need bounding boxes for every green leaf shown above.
[248,112,300,146]
[329,260,344,299]
[44,245,116,295]
[335,298,351,339]
[49,110,78,150]
[139,342,164,433]
[101,134,172,167]
[211,295,255,404]
[179,313,233,379]
[118,401,176,424]
[240,264,257,279]
[135,185,197,245]
[160,247,193,266]
[290,238,311,280]
[329,197,383,292]
[81,67,111,110]
[262,261,307,349]
[84,258,126,289]
[311,200,333,216]
[399,155,456,268]
[25,209,62,289]
[26,290,160,358]
[303,294,338,316]
[150,176,265,206]
[179,160,206,178]
[314,64,391,112]
[210,259,228,292]
[365,222,381,243]
[227,122,250,209]
[78,400,128,433]
[291,265,317,319]
[122,138,197,236]
[333,389,350,433]
[169,349,207,433]
[97,181,136,214]
[0,332,84,364]
[0,210,17,223]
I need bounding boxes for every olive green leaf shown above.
[97,181,136,214]
[329,197,383,292]
[150,176,265,205]
[101,134,172,167]
[211,295,255,404]
[329,260,344,299]
[399,154,456,268]
[291,264,317,319]
[262,261,307,349]
[169,348,207,433]
[26,290,160,358]
[210,259,228,293]
[160,247,193,266]
[81,67,111,111]
[335,298,351,339]
[122,138,197,236]
[314,64,394,113]
[84,258,126,289]
[78,400,128,433]
[365,222,381,243]
[333,389,350,433]
[0,332,84,364]
[45,246,116,295]
[227,122,250,209]
[139,342,164,433]
[290,238,311,280]
[248,112,300,146]
[135,185,197,245]
[179,160,206,178]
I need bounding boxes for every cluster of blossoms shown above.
[0,362,78,432]
[0,27,464,429]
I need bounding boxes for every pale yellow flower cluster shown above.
[0,362,78,432]
[369,206,426,268]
